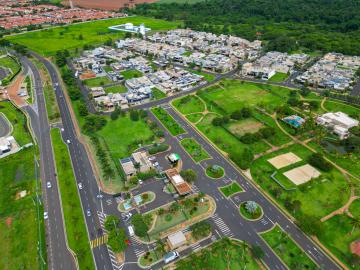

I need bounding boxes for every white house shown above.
[316,112,359,139]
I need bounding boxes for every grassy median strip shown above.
[261,225,318,270]
[180,137,209,162]
[219,182,243,197]
[51,129,95,270]
[151,107,185,136]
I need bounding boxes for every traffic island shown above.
[118,191,156,212]
[239,201,263,221]
[205,165,225,179]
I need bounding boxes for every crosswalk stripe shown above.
[90,234,108,249]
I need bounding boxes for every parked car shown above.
[163,251,179,264]
[138,179,143,185]
[78,182,83,190]
[46,181,52,188]
[148,156,156,161]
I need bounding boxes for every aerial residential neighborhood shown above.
[0,1,360,270]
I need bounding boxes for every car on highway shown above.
[138,179,143,185]
[154,162,159,167]
[86,209,91,217]
[123,212,132,222]
[46,181,52,188]
[44,212,48,220]
[128,225,135,236]
[163,251,179,264]
[148,156,156,161]
[96,194,103,199]
[78,182,83,190]
[61,128,64,132]
[66,139,71,144]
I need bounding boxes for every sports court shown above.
[283,164,321,185]
[267,152,302,169]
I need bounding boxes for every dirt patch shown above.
[5,217,12,227]
[228,119,263,136]
[7,74,26,107]
[267,152,302,169]
[283,164,321,185]
[62,0,156,10]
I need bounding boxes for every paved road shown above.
[20,56,77,270]
[0,112,11,137]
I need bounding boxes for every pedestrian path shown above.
[90,234,108,248]
[191,242,202,252]
[192,184,200,193]
[212,213,234,238]
[129,235,145,258]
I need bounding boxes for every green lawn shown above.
[268,72,289,82]
[0,101,32,146]
[51,129,95,270]
[189,69,216,82]
[83,76,112,87]
[152,87,166,100]
[172,95,205,115]
[349,199,360,219]
[323,100,360,118]
[0,146,46,270]
[219,182,243,197]
[104,84,127,94]
[186,113,203,123]
[250,143,350,220]
[197,79,291,114]
[180,137,210,162]
[261,225,318,270]
[7,16,180,56]
[121,69,143,80]
[176,239,262,270]
[0,55,20,84]
[32,58,60,123]
[151,107,185,136]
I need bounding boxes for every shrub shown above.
[308,153,332,172]
[131,214,149,237]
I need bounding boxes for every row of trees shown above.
[104,215,128,253]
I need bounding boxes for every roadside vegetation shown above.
[0,54,21,85]
[151,106,185,136]
[219,182,243,197]
[261,225,318,270]
[180,137,209,162]
[51,128,95,270]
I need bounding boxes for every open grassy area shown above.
[173,95,205,115]
[250,143,350,220]
[261,225,318,270]
[189,69,216,82]
[198,79,291,114]
[176,238,262,270]
[268,72,289,82]
[32,58,60,123]
[0,146,46,270]
[323,100,360,117]
[186,113,203,123]
[180,137,209,162]
[51,129,95,270]
[7,16,180,56]
[104,84,127,94]
[0,55,20,84]
[225,118,263,137]
[83,76,112,87]
[121,69,143,80]
[0,101,32,146]
[152,88,167,100]
[349,199,360,219]
[219,182,243,197]
[151,107,185,136]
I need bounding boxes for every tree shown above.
[104,215,120,232]
[110,107,121,120]
[129,110,139,121]
[191,221,211,240]
[245,201,258,214]
[308,153,332,172]
[300,87,311,97]
[231,148,254,170]
[180,169,197,183]
[78,103,88,117]
[296,214,322,236]
[241,107,252,118]
[131,214,149,237]
[212,117,223,126]
[259,127,275,139]
[251,245,264,259]
[230,110,243,120]
[350,218,360,235]
[107,228,128,253]
[169,202,181,213]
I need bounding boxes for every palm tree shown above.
[350,218,360,235]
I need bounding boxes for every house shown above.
[167,231,187,250]
[165,168,192,195]
[131,151,153,173]
[120,157,136,178]
[282,115,306,128]
[316,112,359,139]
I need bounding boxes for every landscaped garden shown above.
[173,95,205,115]
[239,201,263,220]
[151,107,185,136]
[176,238,263,270]
[118,191,155,212]
[206,165,225,179]
[261,225,318,270]
[104,84,127,94]
[219,182,243,197]
[121,69,143,80]
[180,137,209,162]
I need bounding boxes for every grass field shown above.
[250,143,350,220]
[0,55,20,76]
[268,72,289,82]
[151,107,185,136]
[261,225,318,270]
[7,16,180,56]
[226,118,263,137]
[104,84,127,94]
[83,76,112,87]
[219,182,243,197]
[176,238,261,270]
[32,58,60,123]
[180,137,210,162]
[173,95,205,115]
[152,88,166,100]
[51,129,95,270]
[0,101,32,146]
[121,69,143,80]
[186,113,203,123]
[349,199,360,219]
[189,69,216,82]
[323,100,360,117]
[197,79,291,114]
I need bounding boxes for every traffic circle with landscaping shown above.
[205,164,225,179]
[239,201,263,220]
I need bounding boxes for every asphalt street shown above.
[20,56,77,270]
[0,111,11,137]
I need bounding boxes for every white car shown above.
[44,212,48,220]
[148,156,156,161]
[46,181,52,188]
[86,209,91,217]
[61,128,64,132]
[123,212,132,221]
[154,162,159,167]
[66,139,71,144]
[164,251,179,264]
[96,194,103,199]
[138,179,143,185]
[78,182,83,190]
